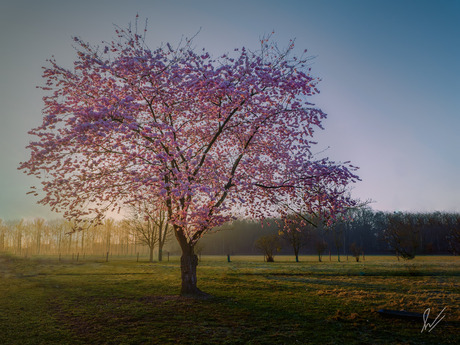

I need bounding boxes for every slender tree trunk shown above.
[17,231,22,255]
[158,223,168,262]
[57,230,61,256]
[149,246,154,263]
[37,230,41,255]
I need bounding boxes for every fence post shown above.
[106,251,109,262]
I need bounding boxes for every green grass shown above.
[0,254,459,344]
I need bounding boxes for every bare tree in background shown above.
[0,219,6,252]
[153,207,170,262]
[14,220,25,255]
[32,218,46,255]
[315,239,328,262]
[446,214,460,255]
[349,242,362,262]
[279,215,312,262]
[332,224,344,262]
[384,212,420,260]
[255,234,282,262]
[126,204,171,262]
[309,223,328,262]
[126,215,157,263]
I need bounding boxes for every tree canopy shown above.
[19,21,359,295]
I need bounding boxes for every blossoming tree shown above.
[20,22,359,296]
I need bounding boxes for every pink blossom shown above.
[18,22,360,294]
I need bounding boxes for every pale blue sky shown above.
[0,0,459,220]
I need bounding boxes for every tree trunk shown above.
[149,246,154,263]
[158,219,168,262]
[180,248,200,295]
[175,229,209,298]
[158,246,163,262]
[37,231,41,255]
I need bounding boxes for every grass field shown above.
[0,254,458,344]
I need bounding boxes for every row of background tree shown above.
[200,209,460,260]
[0,217,167,261]
[0,208,459,260]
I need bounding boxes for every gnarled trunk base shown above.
[180,250,210,298]
[174,226,211,298]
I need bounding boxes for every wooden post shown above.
[227,254,231,263]
[77,252,79,262]
[106,251,109,262]
[137,252,139,262]
[168,252,170,262]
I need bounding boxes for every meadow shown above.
[0,254,458,344]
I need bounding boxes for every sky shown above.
[0,0,459,220]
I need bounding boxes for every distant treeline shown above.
[0,218,155,258]
[0,209,459,259]
[199,209,460,258]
